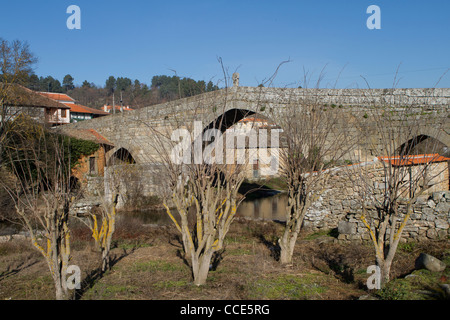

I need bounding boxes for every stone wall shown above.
[338,191,450,242]
[104,164,164,210]
[302,159,450,242]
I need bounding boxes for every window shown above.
[253,159,259,179]
[89,157,96,174]
[61,109,66,118]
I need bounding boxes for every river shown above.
[119,191,288,226]
[0,192,288,237]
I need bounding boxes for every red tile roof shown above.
[38,92,108,115]
[378,154,450,166]
[67,103,109,115]
[62,128,113,146]
[239,117,268,123]
[39,92,75,102]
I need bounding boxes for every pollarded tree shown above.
[268,87,355,265]
[347,88,448,286]
[166,162,245,286]
[78,163,123,274]
[146,79,248,285]
[76,193,118,274]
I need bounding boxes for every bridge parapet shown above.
[57,86,450,165]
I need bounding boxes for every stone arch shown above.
[204,108,257,133]
[106,146,137,166]
[201,108,283,179]
[398,133,449,157]
[203,108,282,133]
[201,108,284,151]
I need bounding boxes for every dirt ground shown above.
[0,216,449,301]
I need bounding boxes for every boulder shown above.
[70,197,102,216]
[441,284,450,297]
[338,221,356,235]
[415,253,446,272]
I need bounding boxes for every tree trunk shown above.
[101,247,110,273]
[192,251,213,286]
[52,254,69,300]
[376,256,392,288]
[279,200,306,265]
[54,278,69,300]
[278,231,298,265]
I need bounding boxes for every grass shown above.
[248,274,327,300]
[153,279,190,290]
[376,268,449,300]
[398,241,418,253]
[132,260,186,273]
[84,282,141,300]
[0,218,448,300]
[375,247,450,300]
[303,228,339,240]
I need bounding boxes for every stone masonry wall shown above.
[338,191,450,242]
[104,164,164,210]
[302,159,450,242]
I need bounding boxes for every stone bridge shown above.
[58,84,450,239]
[58,85,450,168]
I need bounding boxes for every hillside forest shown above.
[24,73,220,110]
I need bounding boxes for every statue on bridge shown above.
[232,72,240,87]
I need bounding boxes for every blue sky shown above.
[1,0,449,88]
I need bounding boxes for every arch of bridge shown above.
[57,86,450,163]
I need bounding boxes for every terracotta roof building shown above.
[68,103,109,122]
[61,128,113,146]
[62,128,114,183]
[38,92,76,105]
[1,84,71,125]
[38,92,108,123]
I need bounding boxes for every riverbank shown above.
[0,217,448,300]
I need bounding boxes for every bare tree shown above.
[268,85,354,265]
[77,194,118,273]
[0,117,75,300]
[144,76,249,285]
[0,38,37,158]
[347,88,448,286]
[163,161,245,286]
[78,165,121,273]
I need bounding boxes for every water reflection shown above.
[236,193,287,222]
[118,193,288,226]
[0,193,289,236]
